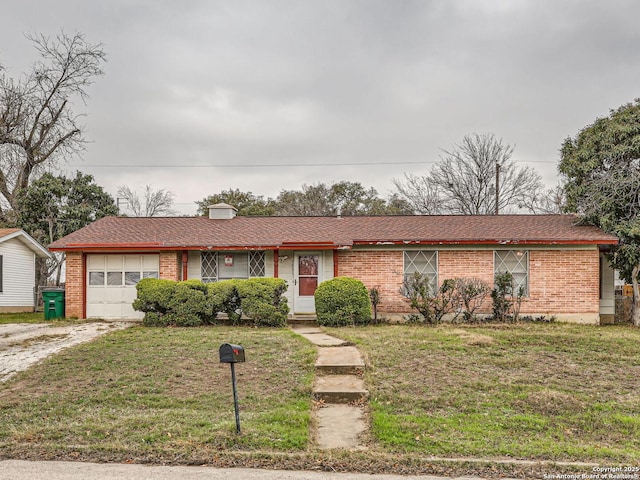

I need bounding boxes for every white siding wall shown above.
[600,253,615,316]
[280,255,295,309]
[0,238,36,308]
[264,251,274,277]
[322,250,334,283]
[187,251,202,280]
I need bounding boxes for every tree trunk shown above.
[632,265,640,327]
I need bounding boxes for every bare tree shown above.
[394,133,545,214]
[521,183,566,214]
[0,32,106,222]
[392,174,442,215]
[117,185,176,217]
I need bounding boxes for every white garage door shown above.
[87,254,160,319]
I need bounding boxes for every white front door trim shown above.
[293,251,322,314]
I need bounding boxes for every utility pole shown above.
[495,163,500,215]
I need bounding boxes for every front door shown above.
[294,253,321,313]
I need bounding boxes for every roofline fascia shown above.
[48,238,619,253]
[1,230,51,258]
[49,244,353,253]
[352,239,619,246]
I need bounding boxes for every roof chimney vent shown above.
[208,203,237,220]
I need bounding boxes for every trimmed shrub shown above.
[134,277,289,327]
[165,281,210,327]
[208,280,242,324]
[133,278,176,326]
[315,277,372,327]
[236,278,289,327]
[141,311,170,327]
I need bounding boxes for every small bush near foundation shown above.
[401,273,456,325]
[315,277,372,327]
[491,272,526,322]
[453,277,491,323]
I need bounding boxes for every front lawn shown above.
[0,312,48,324]
[1,322,638,477]
[328,323,640,463]
[0,326,316,458]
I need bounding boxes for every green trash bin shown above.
[42,288,65,320]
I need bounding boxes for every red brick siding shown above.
[527,250,599,314]
[337,250,408,312]
[160,251,181,281]
[64,252,84,318]
[338,248,600,315]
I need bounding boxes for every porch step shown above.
[313,375,368,403]
[315,346,365,375]
[287,315,318,327]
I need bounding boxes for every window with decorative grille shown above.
[249,251,266,277]
[494,250,529,295]
[404,251,438,292]
[201,252,218,283]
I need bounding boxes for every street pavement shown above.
[0,460,500,480]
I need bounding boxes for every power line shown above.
[68,159,558,168]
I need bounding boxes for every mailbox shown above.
[219,343,246,363]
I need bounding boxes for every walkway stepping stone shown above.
[291,323,368,450]
[315,346,365,375]
[313,375,368,403]
[293,328,349,346]
[315,404,366,450]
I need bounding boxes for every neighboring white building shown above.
[0,229,51,313]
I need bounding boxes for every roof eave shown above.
[2,230,51,259]
[353,239,619,246]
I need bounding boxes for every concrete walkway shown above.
[291,325,369,450]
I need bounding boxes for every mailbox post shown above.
[219,343,245,434]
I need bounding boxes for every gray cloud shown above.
[2,0,639,213]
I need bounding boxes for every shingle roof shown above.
[0,228,21,239]
[48,214,618,251]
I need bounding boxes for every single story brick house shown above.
[48,203,618,324]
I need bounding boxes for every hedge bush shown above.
[132,278,176,318]
[208,280,242,324]
[236,278,289,327]
[314,276,372,327]
[134,277,289,327]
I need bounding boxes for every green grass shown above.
[326,323,640,462]
[0,311,48,324]
[0,326,316,458]
[1,321,639,475]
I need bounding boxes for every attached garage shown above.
[86,254,159,319]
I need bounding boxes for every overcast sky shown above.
[2,0,639,215]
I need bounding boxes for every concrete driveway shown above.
[0,320,133,382]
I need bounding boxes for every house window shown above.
[201,252,218,283]
[201,251,266,283]
[494,250,529,295]
[404,251,438,292]
[0,255,3,292]
[249,251,266,277]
